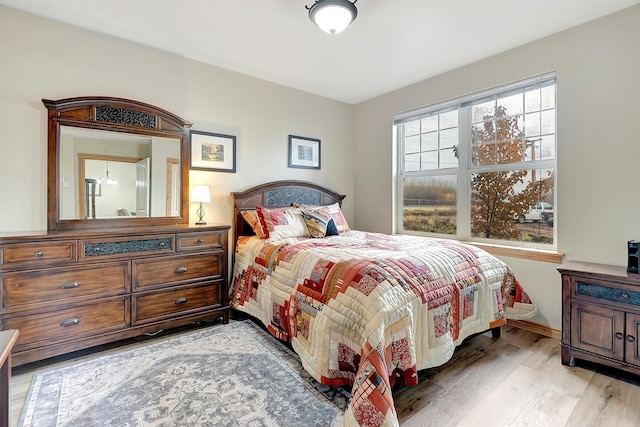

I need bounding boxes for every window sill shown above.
[466,241,563,263]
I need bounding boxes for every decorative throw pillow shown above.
[255,206,310,240]
[324,202,350,233]
[301,207,339,238]
[240,210,265,239]
[294,202,350,234]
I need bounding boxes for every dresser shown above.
[0,224,229,367]
[559,261,640,375]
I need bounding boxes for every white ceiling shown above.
[1,0,638,104]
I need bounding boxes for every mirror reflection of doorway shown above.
[166,158,179,216]
[136,158,150,217]
[78,154,141,219]
[77,150,180,219]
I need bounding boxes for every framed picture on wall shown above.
[190,130,236,173]
[288,135,320,170]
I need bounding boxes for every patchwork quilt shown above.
[230,231,537,427]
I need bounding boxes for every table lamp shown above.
[191,185,211,225]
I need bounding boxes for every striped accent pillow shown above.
[324,202,350,233]
[296,202,350,234]
[240,209,265,238]
[301,207,339,238]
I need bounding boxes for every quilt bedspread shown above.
[230,231,537,427]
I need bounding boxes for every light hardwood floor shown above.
[8,324,640,426]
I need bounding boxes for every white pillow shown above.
[255,206,310,240]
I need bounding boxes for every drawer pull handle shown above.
[616,332,624,339]
[34,251,43,257]
[159,242,166,247]
[628,335,636,343]
[620,292,630,299]
[175,267,188,273]
[61,318,80,327]
[198,239,204,244]
[61,281,80,289]
[175,297,188,305]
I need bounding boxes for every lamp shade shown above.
[308,0,357,35]
[191,185,211,203]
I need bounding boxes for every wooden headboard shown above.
[230,180,346,251]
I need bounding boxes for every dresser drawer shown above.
[176,231,225,252]
[5,297,129,350]
[132,281,222,325]
[0,240,76,269]
[79,234,174,261]
[2,261,130,308]
[133,253,221,289]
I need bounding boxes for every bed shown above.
[229,180,538,427]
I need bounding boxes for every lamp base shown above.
[195,203,207,225]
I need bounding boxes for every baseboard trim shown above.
[507,319,561,340]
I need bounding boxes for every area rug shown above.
[19,320,350,426]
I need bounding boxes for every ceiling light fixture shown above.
[97,160,117,185]
[306,0,358,35]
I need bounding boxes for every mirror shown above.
[59,126,180,220]
[44,97,192,231]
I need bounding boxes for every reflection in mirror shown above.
[59,126,181,220]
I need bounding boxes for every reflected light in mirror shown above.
[192,185,211,225]
[98,160,118,185]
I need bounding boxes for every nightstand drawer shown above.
[176,231,224,252]
[0,240,76,269]
[133,253,221,289]
[132,281,222,325]
[5,297,129,350]
[574,279,640,308]
[2,261,130,308]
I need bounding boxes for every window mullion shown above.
[457,107,471,239]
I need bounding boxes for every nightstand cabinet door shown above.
[571,302,625,361]
[626,313,640,366]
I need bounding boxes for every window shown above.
[396,74,556,247]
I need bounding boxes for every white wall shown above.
[3,5,639,331]
[0,7,354,235]
[353,6,640,330]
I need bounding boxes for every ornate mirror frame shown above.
[44,97,192,231]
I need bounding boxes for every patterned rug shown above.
[19,320,350,426]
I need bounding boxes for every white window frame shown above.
[395,74,557,250]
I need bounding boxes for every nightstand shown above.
[559,261,640,375]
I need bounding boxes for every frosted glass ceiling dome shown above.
[307,0,358,35]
